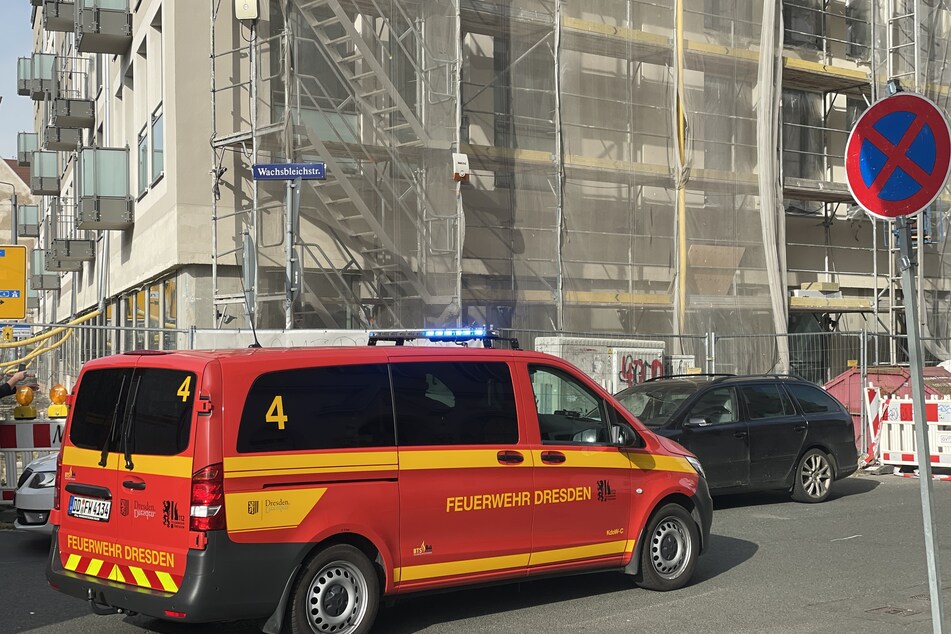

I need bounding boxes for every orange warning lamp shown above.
[48,384,69,419]
[13,385,37,420]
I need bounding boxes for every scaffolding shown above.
[207,0,951,372]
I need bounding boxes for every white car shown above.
[14,452,57,534]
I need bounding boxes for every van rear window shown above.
[70,368,133,451]
[126,368,196,456]
[238,364,395,453]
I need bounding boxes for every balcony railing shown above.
[77,147,134,229]
[76,0,132,55]
[17,132,38,167]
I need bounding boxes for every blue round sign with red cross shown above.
[845,92,951,220]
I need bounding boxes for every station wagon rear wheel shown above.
[792,448,833,503]
[637,503,698,591]
[290,544,379,634]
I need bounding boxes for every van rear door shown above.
[58,359,199,594]
[58,367,133,583]
[112,364,198,593]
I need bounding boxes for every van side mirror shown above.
[612,424,640,447]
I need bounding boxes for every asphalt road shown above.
[2,472,950,634]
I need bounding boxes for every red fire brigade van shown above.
[47,329,712,634]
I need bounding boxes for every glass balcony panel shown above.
[81,0,128,8]
[80,148,129,198]
[16,58,32,95]
[17,132,38,166]
[32,151,58,178]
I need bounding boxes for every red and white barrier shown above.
[0,419,64,503]
[878,397,951,468]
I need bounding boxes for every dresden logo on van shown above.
[248,500,260,515]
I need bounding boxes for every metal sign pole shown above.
[897,215,946,633]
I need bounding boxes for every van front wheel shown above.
[637,503,699,591]
[289,544,379,634]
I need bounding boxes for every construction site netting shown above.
[212,1,802,373]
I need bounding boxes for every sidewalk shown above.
[0,505,16,528]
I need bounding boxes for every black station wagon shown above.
[614,375,858,503]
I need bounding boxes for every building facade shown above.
[12,0,951,373]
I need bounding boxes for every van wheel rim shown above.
[801,454,832,498]
[650,516,691,580]
[306,561,368,634]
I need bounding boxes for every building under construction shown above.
[13,0,951,375]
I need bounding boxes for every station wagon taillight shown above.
[190,463,225,531]
[52,450,63,511]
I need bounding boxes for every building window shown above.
[782,89,823,181]
[163,277,177,350]
[784,0,822,51]
[137,125,148,197]
[846,0,870,60]
[151,105,164,183]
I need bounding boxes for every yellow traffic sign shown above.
[0,246,27,320]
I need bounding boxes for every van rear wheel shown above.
[289,544,379,634]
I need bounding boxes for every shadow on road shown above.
[692,533,759,584]
[712,473,880,510]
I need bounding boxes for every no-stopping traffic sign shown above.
[845,93,951,220]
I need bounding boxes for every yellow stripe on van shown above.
[155,571,179,593]
[62,446,119,470]
[64,554,81,571]
[61,446,192,478]
[624,539,637,554]
[108,564,125,583]
[627,453,695,474]
[129,566,151,589]
[225,488,326,532]
[528,539,630,566]
[224,452,398,479]
[530,449,633,470]
[399,449,533,470]
[396,553,530,582]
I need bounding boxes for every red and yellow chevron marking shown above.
[62,553,181,593]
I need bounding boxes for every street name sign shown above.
[252,163,326,180]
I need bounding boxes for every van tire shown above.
[637,503,698,591]
[289,544,379,634]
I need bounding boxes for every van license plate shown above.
[68,496,111,522]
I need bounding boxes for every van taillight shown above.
[53,450,63,511]
[190,463,225,531]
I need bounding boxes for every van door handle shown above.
[122,479,146,491]
[497,450,524,465]
[541,450,566,464]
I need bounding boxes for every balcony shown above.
[76,0,132,55]
[50,97,95,129]
[43,0,75,33]
[17,205,40,239]
[30,151,60,196]
[45,252,83,272]
[76,147,133,230]
[27,287,39,311]
[16,54,55,100]
[30,251,60,290]
[17,133,38,167]
[49,199,96,262]
[44,126,82,151]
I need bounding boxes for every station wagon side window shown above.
[392,361,518,446]
[739,383,797,420]
[529,365,609,444]
[237,364,395,452]
[685,387,738,425]
[786,383,842,414]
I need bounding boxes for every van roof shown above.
[84,345,558,370]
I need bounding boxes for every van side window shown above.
[237,364,394,453]
[126,369,197,456]
[529,365,609,444]
[70,368,134,451]
[392,362,518,446]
